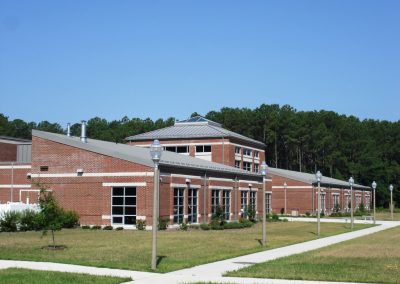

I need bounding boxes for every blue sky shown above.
[0,1,399,126]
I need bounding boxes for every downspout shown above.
[11,162,14,202]
[203,172,207,224]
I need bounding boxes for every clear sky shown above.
[1,0,399,126]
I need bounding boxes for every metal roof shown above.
[125,116,265,147]
[32,130,262,178]
[268,167,369,190]
[0,136,32,145]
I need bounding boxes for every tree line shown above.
[0,104,399,207]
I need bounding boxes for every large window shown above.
[250,191,257,212]
[112,187,136,226]
[174,188,184,224]
[243,162,252,171]
[321,193,326,213]
[211,189,220,215]
[165,146,189,153]
[254,164,259,173]
[235,160,241,168]
[196,145,212,153]
[345,194,351,212]
[241,191,248,217]
[254,151,259,158]
[235,146,241,154]
[356,195,362,209]
[365,196,370,210]
[188,188,198,224]
[222,190,230,221]
[243,148,252,156]
[266,193,272,214]
[333,194,340,211]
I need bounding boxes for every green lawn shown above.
[0,222,370,273]
[375,211,400,221]
[227,226,400,283]
[0,268,129,284]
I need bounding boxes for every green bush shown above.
[189,224,200,230]
[136,219,146,230]
[115,227,124,231]
[305,211,311,217]
[103,225,113,230]
[61,210,80,228]
[282,218,288,222]
[20,210,41,231]
[179,222,188,231]
[0,211,20,232]
[158,217,169,230]
[271,212,280,222]
[91,225,101,230]
[211,205,226,226]
[200,223,210,230]
[81,225,90,229]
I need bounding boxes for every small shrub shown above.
[20,210,41,231]
[211,205,226,225]
[158,217,170,230]
[103,225,113,230]
[282,218,288,222]
[179,222,188,231]
[81,225,90,229]
[305,211,311,217]
[247,206,256,223]
[115,227,124,231]
[210,220,224,230]
[271,212,280,222]
[0,211,20,232]
[280,208,285,215]
[61,210,80,228]
[91,225,101,230]
[320,212,325,218]
[200,223,210,230]
[136,220,146,231]
[189,224,200,230]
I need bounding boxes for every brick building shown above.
[0,117,371,227]
[28,130,266,227]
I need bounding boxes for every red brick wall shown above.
[0,142,17,162]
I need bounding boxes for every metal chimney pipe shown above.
[80,120,87,143]
[67,123,71,137]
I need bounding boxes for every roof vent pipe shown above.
[80,120,87,143]
[67,123,71,137]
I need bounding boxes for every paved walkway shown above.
[0,219,399,284]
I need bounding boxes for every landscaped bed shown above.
[0,268,130,284]
[0,222,371,272]
[226,226,400,283]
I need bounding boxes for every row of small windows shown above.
[164,145,212,154]
[111,186,273,227]
[235,147,259,158]
[235,161,259,173]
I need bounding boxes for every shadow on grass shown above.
[157,255,167,266]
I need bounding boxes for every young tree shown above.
[38,186,64,249]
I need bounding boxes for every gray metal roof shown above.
[125,116,265,148]
[32,130,261,178]
[268,167,369,190]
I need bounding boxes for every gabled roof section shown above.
[125,116,265,148]
[32,130,262,178]
[269,167,369,190]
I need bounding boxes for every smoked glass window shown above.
[241,191,248,217]
[211,189,220,215]
[222,190,230,221]
[173,188,184,224]
[266,193,272,214]
[188,188,198,224]
[112,187,137,225]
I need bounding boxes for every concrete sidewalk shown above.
[1,219,398,284]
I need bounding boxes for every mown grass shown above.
[0,268,129,284]
[0,222,370,273]
[227,226,400,283]
[375,211,400,221]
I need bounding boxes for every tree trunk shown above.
[52,230,55,248]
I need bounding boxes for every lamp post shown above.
[283,182,287,215]
[260,161,268,246]
[315,171,322,237]
[349,177,354,230]
[150,140,163,270]
[389,184,394,221]
[372,181,377,225]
